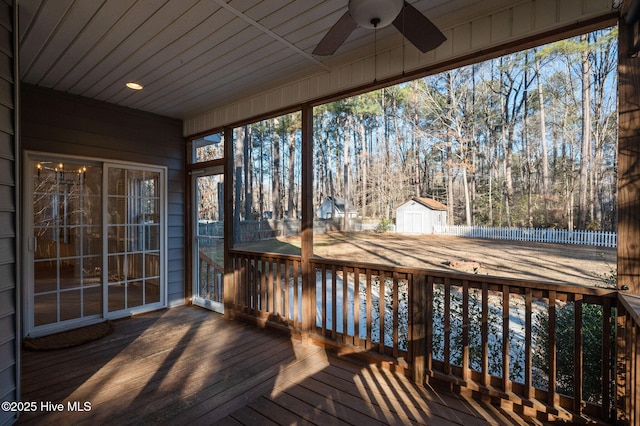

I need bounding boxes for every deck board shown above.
[19,306,535,425]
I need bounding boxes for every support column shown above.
[301,104,315,343]
[223,126,235,318]
[618,10,640,293]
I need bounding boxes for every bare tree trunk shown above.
[535,55,550,224]
[578,34,591,230]
[445,143,454,224]
[359,119,368,217]
[501,125,514,227]
[259,127,264,220]
[343,120,351,231]
[462,166,471,226]
[234,126,245,242]
[243,125,252,221]
[287,131,295,218]
[272,121,281,220]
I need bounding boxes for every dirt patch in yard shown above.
[237,232,616,288]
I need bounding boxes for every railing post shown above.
[411,273,427,384]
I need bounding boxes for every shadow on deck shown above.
[20,306,537,425]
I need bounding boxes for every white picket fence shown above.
[432,225,617,248]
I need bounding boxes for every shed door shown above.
[408,212,424,233]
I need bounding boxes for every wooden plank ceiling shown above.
[17,0,515,119]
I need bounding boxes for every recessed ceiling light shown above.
[126,82,143,90]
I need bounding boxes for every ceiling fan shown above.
[313,0,446,56]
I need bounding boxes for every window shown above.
[192,132,224,163]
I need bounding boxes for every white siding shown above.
[183,0,613,135]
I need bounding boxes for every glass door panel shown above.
[31,158,102,332]
[193,169,224,313]
[106,165,164,315]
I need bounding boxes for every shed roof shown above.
[402,197,447,211]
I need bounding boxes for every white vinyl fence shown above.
[432,225,617,248]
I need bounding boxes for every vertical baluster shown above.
[601,297,611,420]
[502,284,511,393]
[231,255,237,310]
[366,269,372,349]
[254,256,260,314]
[444,278,451,375]
[462,280,469,381]
[481,282,489,386]
[354,267,361,346]
[284,259,291,322]
[197,257,201,296]
[274,259,281,318]
[293,260,300,328]
[320,263,327,337]
[321,263,327,337]
[574,294,583,416]
[548,290,557,407]
[379,272,386,354]
[392,273,399,358]
[426,275,434,375]
[260,258,267,313]
[525,288,533,399]
[634,323,640,426]
[267,259,274,314]
[331,263,337,340]
[625,314,633,423]
[217,266,222,303]
[237,256,243,309]
[615,309,623,420]
[343,266,349,344]
[206,262,211,299]
[241,256,247,310]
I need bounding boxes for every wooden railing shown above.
[229,249,621,423]
[616,294,640,425]
[230,250,303,329]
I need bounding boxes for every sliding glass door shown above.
[26,154,166,337]
[105,164,163,314]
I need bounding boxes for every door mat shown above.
[23,321,115,351]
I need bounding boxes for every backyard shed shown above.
[396,197,447,234]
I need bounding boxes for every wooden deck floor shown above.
[19,306,536,425]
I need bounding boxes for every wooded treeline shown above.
[228,27,617,232]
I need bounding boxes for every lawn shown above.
[235,232,616,288]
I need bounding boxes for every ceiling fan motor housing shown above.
[349,0,404,29]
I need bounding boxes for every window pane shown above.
[193,132,224,162]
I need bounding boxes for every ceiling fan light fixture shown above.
[348,0,404,29]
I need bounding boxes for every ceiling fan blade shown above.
[393,1,446,53]
[313,11,358,56]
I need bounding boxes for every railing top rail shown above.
[229,248,302,262]
[198,250,224,271]
[619,293,640,325]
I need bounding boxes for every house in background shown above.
[316,196,357,219]
[396,197,447,234]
